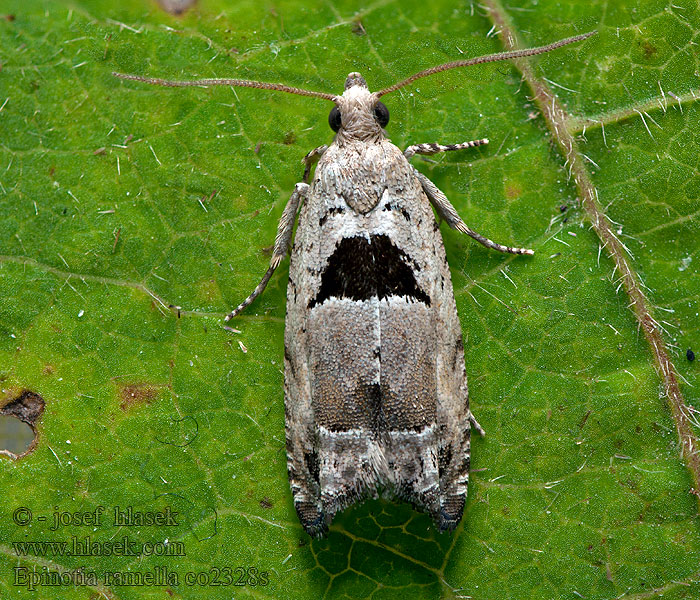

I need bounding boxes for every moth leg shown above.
[301,144,328,183]
[410,166,534,256]
[224,182,310,320]
[404,138,489,159]
[469,412,486,437]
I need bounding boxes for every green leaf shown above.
[1,1,699,599]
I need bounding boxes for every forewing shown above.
[284,140,473,535]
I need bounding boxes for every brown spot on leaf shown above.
[119,383,160,411]
[4,14,16,21]
[641,40,657,59]
[43,364,55,375]
[260,497,273,509]
[283,131,296,145]
[505,183,522,199]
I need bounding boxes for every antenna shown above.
[376,31,596,97]
[112,72,336,101]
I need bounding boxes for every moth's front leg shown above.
[404,138,489,159]
[225,182,309,320]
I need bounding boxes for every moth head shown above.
[328,72,389,142]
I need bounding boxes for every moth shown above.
[114,30,594,537]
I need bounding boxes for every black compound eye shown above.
[328,106,342,132]
[373,101,389,128]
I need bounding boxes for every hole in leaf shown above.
[0,390,45,459]
[0,415,35,456]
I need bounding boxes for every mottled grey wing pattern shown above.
[284,139,472,536]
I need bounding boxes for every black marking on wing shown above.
[438,443,453,480]
[365,382,384,433]
[309,234,430,308]
[319,206,346,226]
[304,450,320,485]
[382,203,411,222]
